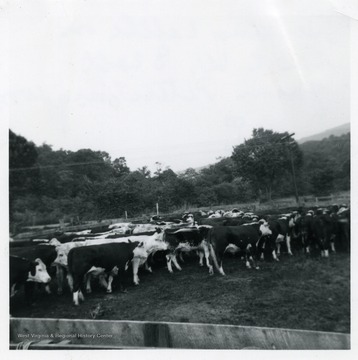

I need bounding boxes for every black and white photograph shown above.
[3,0,356,352]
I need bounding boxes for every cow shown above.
[223,215,257,226]
[223,209,243,218]
[67,241,142,305]
[9,255,51,305]
[10,244,57,294]
[10,239,49,248]
[10,256,51,302]
[208,211,223,219]
[293,212,315,254]
[294,210,340,257]
[108,222,133,234]
[162,225,212,273]
[198,217,227,227]
[208,220,272,275]
[108,229,168,285]
[311,212,338,257]
[336,207,350,252]
[52,241,86,294]
[132,224,160,234]
[56,229,167,289]
[262,213,300,260]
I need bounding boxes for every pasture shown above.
[10,250,350,334]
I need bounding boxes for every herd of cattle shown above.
[10,205,350,306]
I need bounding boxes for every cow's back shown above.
[68,242,139,273]
[10,245,57,267]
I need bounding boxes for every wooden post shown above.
[125,211,128,220]
[156,203,159,215]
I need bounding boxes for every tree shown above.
[112,157,130,177]
[9,130,40,224]
[231,128,303,202]
[311,168,335,196]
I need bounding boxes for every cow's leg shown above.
[73,288,85,306]
[10,284,17,297]
[166,254,173,273]
[202,244,214,274]
[247,245,259,269]
[44,284,52,295]
[331,242,336,253]
[245,256,251,269]
[56,265,64,295]
[85,273,92,294]
[198,250,204,266]
[286,235,293,255]
[106,275,114,293]
[330,235,336,253]
[250,255,259,270]
[178,252,185,263]
[73,291,80,306]
[171,255,182,271]
[276,243,281,256]
[98,274,108,289]
[132,257,141,285]
[67,274,73,292]
[144,261,152,273]
[272,250,279,262]
[209,244,225,276]
[72,274,85,306]
[132,257,140,285]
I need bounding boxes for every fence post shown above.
[125,211,128,220]
[156,203,159,215]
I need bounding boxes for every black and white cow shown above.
[163,225,212,272]
[10,244,57,294]
[10,255,51,300]
[208,220,272,275]
[67,241,143,305]
[263,213,300,260]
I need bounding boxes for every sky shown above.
[5,0,353,172]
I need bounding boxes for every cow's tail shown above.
[208,230,221,273]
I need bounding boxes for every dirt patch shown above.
[10,252,350,333]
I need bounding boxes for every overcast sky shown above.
[7,0,352,172]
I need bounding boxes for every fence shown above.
[10,317,350,350]
[11,192,350,241]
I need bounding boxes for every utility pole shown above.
[281,133,299,204]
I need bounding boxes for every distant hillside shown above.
[178,123,351,174]
[298,123,350,144]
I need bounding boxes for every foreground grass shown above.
[10,252,350,333]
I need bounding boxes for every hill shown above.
[298,123,350,144]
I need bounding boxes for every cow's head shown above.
[258,220,272,236]
[27,258,51,284]
[54,248,68,267]
[49,238,61,246]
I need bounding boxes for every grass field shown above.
[10,250,350,334]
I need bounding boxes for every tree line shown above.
[9,128,350,230]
